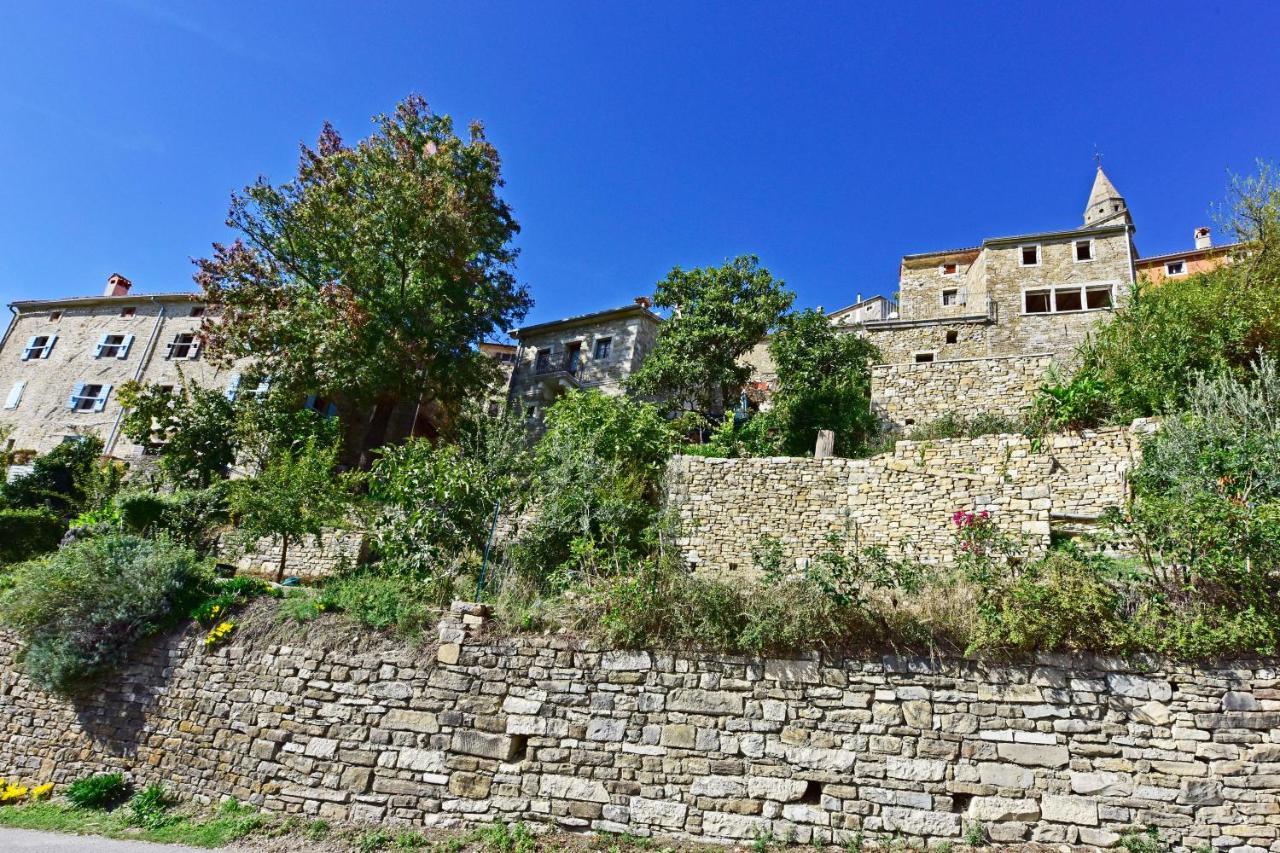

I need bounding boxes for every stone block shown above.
[1041,794,1099,825]
[449,772,492,799]
[668,689,744,715]
[764,658,820,684]
[996,742,1069,768]
[630,796,687,829]
[968,797,1039,822]
[381,709,440,734]
[451,731,518,761]
[539,774,610,804]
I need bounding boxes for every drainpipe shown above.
[105,297,167,456]
[0,304,18,353]
[1124,224,1137,291]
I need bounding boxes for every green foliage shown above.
[319,572,446,636]
[118,379,237,488]
[195,94,529,423]
[768,308,879,456]
[229,437,355,582]
[117,484,230,555]
[232,386,343,471]
[0,509,65,566]
[1,436,103,517]
[628,255,793,416]
[0,535,211,693]
[126,784,175,830]
[65,773,129,810]
[1029,366,1108,432]
[369,405,530,578]
[905,412,1028,442]
[682,412,785,458]
[1065,165,1280,422]
[1117,826,1167,853]
[509,391,676,587]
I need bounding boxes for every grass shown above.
[0,798,262,847]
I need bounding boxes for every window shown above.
[49,311,61,321]
[941,288,963,307]
[496,352,516,364]
[225,374,269,402]
[594,337,612,359]
[68,383,111,412]
[1024,289,1052,314]
[940,262,958,276]
[913,352,936,363]
[95,333,134,359]
[1085,286,1113,310]
[4,380,26,410]
[120,307,136,318]
[945,330,959,344]
[525,404,537,420]
[1166,259,1187,276]
[190,306,205,318]
[21,335,56,360]
[166,332,200,360]
[1075,240,1093,262]
[1020,245,1040,266]
[534,349,552,372]
[1024,284,1115,314]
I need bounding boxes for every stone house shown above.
[866,167,1140,431]
[1134,226,1237,286]
[507,298,662,424]
[0,274,244,457]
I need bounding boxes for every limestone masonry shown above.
[1,602,1278,849]
[666,421,1153,579]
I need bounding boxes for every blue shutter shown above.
[94,334,108,358]
[304,394,316,410]
[68,382,85,409]
[118,335,134,359]
[4,380,25,410]
[43,335,57,358]
[21,336,37,361]
[93,384,112,412]
[325,402,338,418]
[225,373,241,401]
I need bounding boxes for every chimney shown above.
[1194,227,1212,250]
[104,273,132,297]
[635,296,652,309]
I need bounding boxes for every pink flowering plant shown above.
[951,508,1026,610]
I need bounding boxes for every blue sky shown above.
[1,1,1277,326]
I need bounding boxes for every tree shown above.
[628,255,793,417]
[767,309,879,456]
[228,438,354,583]
[118,378,237,488]
[195,94,530,455]
[1,436,103,518]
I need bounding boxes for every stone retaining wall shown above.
[666,422,1153,579]
[870,354,1055,434]
[0,603,1276,850]
[218,528,368,583]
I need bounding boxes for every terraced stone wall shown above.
[0,604,1275,850]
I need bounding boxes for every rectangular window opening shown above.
[49,311,61,321]
[1020,245,1040,266]
[913,352,935,363]
[120,307,136,318]
[941,262,958,276]
[1024,290,1052,314]
[945,330,959,344]
[97,334,128,359]
[75,384,105,411]
[190,306,205,318]
[1075,240,1093,262]
[593,337,612,359]
[941,289,959,307]
[1055,288,1083,312]
[1086,286,1113,310]
[1166,260,1186,276]
[167,333,199,360]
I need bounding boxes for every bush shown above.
[65,773,129,809]
[319,572,446,636]
[0,436,103,517]
[126,784,174,829]
[0,509,65,566]
[0,535,212,693]
[906,411,1029,442]
[118,484,230,555]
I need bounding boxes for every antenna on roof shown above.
[1093,146,1103,169]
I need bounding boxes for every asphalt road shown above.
[0,828,218,852]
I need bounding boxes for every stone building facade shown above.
[0,275,243,457]
[1,601,1277,849]
[666,420,1153,579]
[507,300,662,425]
[864,167,1138,431]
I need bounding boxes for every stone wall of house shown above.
[870,354,1055,433]
[666,422,1151,579]
[0,603,1275,849]
[219,528,368,583]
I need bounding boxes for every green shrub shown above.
[906,412,1029,441]
[319,572,445,636]
[0,509,65,565]
[65,773,129,809]
[126,784,175,829]
[0,535,212,693]
[1,436,103,517]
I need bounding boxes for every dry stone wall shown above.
[0,603,1277,850]
[218,528,368,583]
[667,422,1152,579]
[870,354,1055,434]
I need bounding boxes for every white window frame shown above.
[21,334,57,360]
[940,288,964,307]
[912,351,937,364]
[1021,281,1117,315]
[1074,238,1095,263]
[939,262,959,276]
[1165,259,1188,277]
[1019,244,1041,267]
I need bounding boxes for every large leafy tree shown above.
[195,94,530,450]
[768,309,879,456]
[628,255,793,416]
[118,378,237,488]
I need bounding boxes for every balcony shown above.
[532,354,582,389]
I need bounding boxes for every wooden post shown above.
[815,430,835,459]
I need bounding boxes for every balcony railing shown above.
[534,355,583,380]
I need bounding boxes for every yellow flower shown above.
[205,619,237,648]
[31,783,53,800]
[1,783,29,803]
